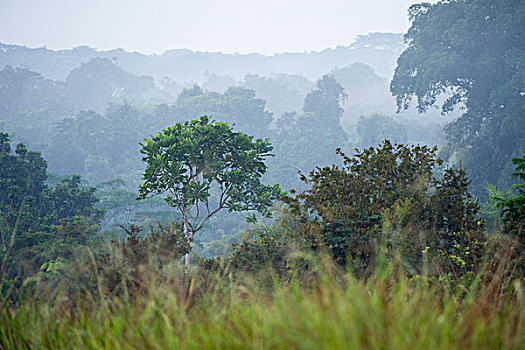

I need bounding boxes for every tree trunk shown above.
[184,227,193,267]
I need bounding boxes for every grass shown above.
[1,257,525,350]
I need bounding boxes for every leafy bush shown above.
[285,141,485,278]
[98,222,190,296]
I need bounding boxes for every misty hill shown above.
[0,33,404,82]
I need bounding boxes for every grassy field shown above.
[2,257,524,350]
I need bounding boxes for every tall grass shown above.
[1,253,525,350]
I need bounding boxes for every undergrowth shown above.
[1,249,524,350]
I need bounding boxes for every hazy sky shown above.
[0,0,431,54]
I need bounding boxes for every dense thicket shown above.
[0,133,102,283]
[285,141,485,279]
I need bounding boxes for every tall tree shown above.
[0,132,47,238]
[267,75,348,190]
[390,0,525,197]
[303,75,347,137]
[138,116,282,265]
[0,66,59,119]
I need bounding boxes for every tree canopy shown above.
[286,141,484,278]
[173,86,273,138]
[390,0,525,196]
[0,133,102,281]
[138,116,282,263]
[267,75,349,191]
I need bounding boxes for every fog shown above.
[1,0,522,288]
[1,0,431,54]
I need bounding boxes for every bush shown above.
[98,222,190,296]
[285,141,486,279]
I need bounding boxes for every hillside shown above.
[0,33,404,82]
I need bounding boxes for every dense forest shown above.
[1,0,525,348]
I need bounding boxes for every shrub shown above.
[285,141,485,278]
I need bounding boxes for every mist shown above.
[1,0,430,54]
[1,1,524,346]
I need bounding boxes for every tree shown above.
[173,86,273,137]
[356,114,407,148]
[64,57,158,112]
[47,174,104,223]
[137,116,282,265]
[285,141,484,278]
[390,0,525,197]
[47,104,147,184]
[331,63,392,108]
[267,75,349,191]
[303,75,347,137]
[0,133,103,282]
[0,133,48,280]
[242,73,314,120]
[202,72,236,93]
[0,66,59,119]
[0,132,48,240]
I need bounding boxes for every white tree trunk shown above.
[184,227,193,267]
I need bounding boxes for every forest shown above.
[0,0,524,348]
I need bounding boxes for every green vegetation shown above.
[390,0,525,197]
[2,258,525,349]
[1,0,524,348]
[1,133,524,349]
[285,141,484,279]
[138,116,281,264]
[0,133,103,285]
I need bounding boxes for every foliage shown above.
[0,132,48,236]
[242,73,314,120]
[138,116,282,253]
[268,75,349,191]
[47,104,148,183]
[173,86,273,137]
[356,114,407,148]
[2,254,525,349]
[63,57,163,112]
[220,221,311,286]
[390,0,525,197]
[331,63,392,109]
[480,183,508,233]
[98,223,190,296]
[95,178,173,231]
[285,141,485,278]
[495,156,525,238]
[0,133,103,283]
[47,174,104,222]
[35,84,276,185]
[4,77,286,256]
[202,72,236,93]
[0,66,62,119]
[228,231,291,277]
[15,216,101,281]
[302,75,347,137]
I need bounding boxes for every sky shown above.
[0,0,431,55]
